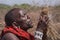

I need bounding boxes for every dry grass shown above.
[28,7,60,40]
[0,7,60,40]
[47,8,60,40]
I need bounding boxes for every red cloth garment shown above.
[2,26,34,40]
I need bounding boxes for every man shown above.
[1,8,34,40]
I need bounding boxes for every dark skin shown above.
[35,11,49,40]
[15,15,33,31]
[5,8,33,31]
[1,8,33,40]
[1,33,19,40]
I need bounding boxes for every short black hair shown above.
[5,8,21,26]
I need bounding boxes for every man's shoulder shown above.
[1,33,19,40]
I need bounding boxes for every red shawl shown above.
[2,26,34,40]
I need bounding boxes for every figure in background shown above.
[35,8,49,40]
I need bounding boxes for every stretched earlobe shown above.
[12,22,21,28]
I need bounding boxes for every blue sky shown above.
[0,0,60,6]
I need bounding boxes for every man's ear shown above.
[12,22,21,28]
[12,22,18,28]
[12,22,17,26]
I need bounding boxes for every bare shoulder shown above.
[1,33,19,40]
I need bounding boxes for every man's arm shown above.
[1,33,19,40]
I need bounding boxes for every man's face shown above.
[18,10,33,29]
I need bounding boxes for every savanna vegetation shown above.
[0,3,60,40]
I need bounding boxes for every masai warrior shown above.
[1,8,34,40]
